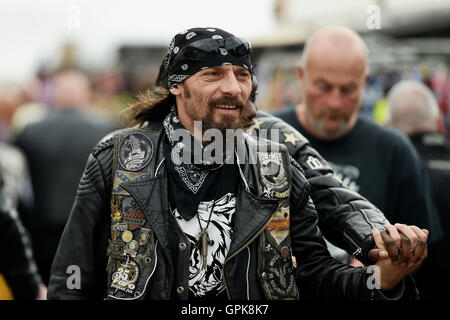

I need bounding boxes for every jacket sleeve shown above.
[288,159,417,300]
[47,138,114,300]
[256,112,389,264]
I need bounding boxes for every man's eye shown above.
[317,83,331,92]
[237,72,251,79]
[206,71,220,77]
[341,85,356,95]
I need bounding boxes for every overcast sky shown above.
[0,0,276,84]
[1,0,448,84]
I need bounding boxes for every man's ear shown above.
[296,65,304,81]
[170,84,181,96]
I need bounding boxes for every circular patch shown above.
[119,133,153,172]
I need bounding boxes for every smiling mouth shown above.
[215,104,239,110]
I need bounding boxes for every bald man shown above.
[387,80,450,299]
[271,27,442,267]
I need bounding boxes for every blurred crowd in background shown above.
[0,0,449,300]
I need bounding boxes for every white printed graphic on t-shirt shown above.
[328,161,360,192]
[174,192,235,297]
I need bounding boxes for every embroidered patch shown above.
[283,132,300,147]
[306,156,323,169]
[111,260,139,294]
[265,206,290,246]
[118,133,153,172]
[123,209,146,231]
[113,170,148,195]
[267,254,296,297]
[258,152,289,198]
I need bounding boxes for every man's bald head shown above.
[387,80,440,135]
[299,26,369,75]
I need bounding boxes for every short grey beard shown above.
[307,112,349,139]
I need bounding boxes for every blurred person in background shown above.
[387,80,450,299]
[0,84,36,141]
[0,86,35,220]
[0,167,46,299]
[0,82,46,298]
[271,26,443,281]
[13,69,119,285]
[4,79,45,199]
[0,142,34,228]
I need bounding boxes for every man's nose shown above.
[327,89,344,109]
[221,71,242,97]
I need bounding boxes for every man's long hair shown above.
[120,64,174,128]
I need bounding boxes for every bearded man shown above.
[47,27,423,300]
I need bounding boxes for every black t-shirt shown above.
[408,132,450,299]
[164,137,240,299]
[410,132,450,231]
[272,107,443,243]
[410,132,450,248]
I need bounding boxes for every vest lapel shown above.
[228,186,279,258]
[120,175,170,248]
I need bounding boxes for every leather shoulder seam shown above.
[92,136,114,157]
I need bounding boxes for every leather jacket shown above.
[254,111,390,264]
[47,122,411,300]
